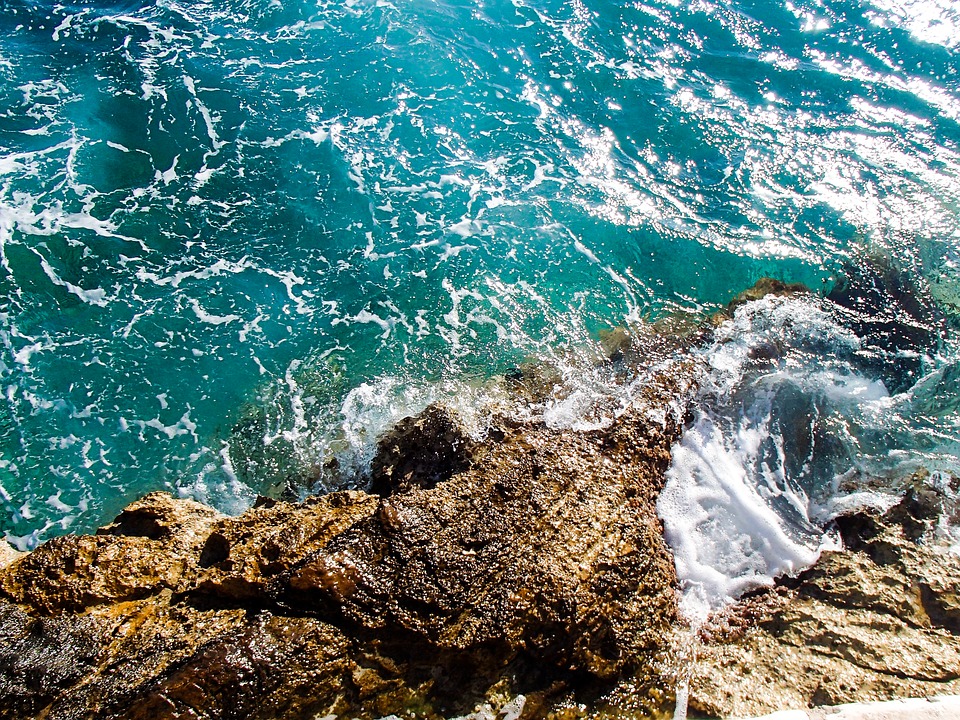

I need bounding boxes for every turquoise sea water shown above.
[1,0,959,553]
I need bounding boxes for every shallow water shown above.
[0,0,958,616]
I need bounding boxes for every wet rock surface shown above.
[2,280,959,720]
[1,493,223,614]
[0,372,690,720]
[688,489,960,718]
[369,405,475,496]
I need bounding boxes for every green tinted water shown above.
[1,0,958,547]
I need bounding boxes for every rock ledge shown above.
[0,385,688,720]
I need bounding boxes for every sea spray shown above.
[657,290,958,617]
[654,291,919,718]
[667,625,699,720]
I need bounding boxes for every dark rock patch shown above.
[0,373,690,719]
[370,405,475,496]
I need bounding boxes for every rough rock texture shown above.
[286,407,681,679]
[0,373,690,720]
[1,493,223,614]
[688,489,960,718]
[3,279,959,720]
[369,405,475,496]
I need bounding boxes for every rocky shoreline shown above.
[1,281,958,719]
[690,481,960,717]
[0,382,689,719]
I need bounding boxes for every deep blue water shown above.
[1,0,959,552]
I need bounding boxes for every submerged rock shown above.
[725,277,811,314]
[0,371,690,720]
[827,252,945,393]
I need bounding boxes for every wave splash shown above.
[659,290,960,620]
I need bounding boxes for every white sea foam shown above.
[658,412,837,622]
[338,378,428,471]
[189,299,241,326]
[180,443,255,516]
[657,295,910,620]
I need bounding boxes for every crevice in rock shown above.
[197,532,230,569]
[803,644,960,683]
[919,583,960,636]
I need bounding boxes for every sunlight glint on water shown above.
[0,0,958,597]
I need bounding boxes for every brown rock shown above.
[0,601,109,719]
[688,494,960,718]
[99,490,225,541]
[0,368,691,720]
[284,406,682,679]
[0,493,223,613]
[190,490,378,602]
[111,612,356,720]
[0,534,190,613]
